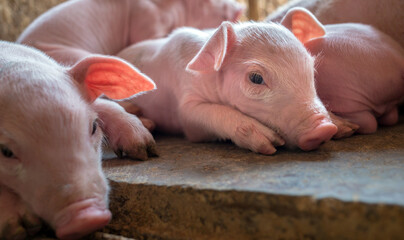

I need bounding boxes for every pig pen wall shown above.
[238,0,289,20]
[0,0,287,41]
[0,0,67,41]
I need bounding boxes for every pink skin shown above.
[117,20,341,153]
[17,0,245,66]
[266,0,404,49]
[275,8,404,134]
[0,41,155,239]
[92,99,158,159]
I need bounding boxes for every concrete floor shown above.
[100,120,404,240]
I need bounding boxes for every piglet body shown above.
[118,20,349,153]
[276,8,404,134]
[0,41,155,239]
[18,0,244,66]
[267,0,404,49]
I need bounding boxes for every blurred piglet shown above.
[117,20,356,154]
[274,8,404,134]
[267,0,404,49]
[18,0,245,66]
[0,41,155,239]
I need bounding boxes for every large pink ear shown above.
[280,7,326,44]
[69,55,156,102]
[186,21,237,73]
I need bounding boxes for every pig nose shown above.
[297,122,338,151]
[55,199,111,240]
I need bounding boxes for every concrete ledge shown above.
[101,120,404,240]
[104,182,404,240]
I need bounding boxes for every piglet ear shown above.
[69,55,156,102]
[186,21,237,73]
[280,7,326,44]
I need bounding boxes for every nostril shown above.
[298,123,338,151]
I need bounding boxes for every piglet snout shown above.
[55,199,111,240]
[297,119,338,151]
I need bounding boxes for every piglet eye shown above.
[91,119,98,135]
[0,145,14,158]
[249,72,264,84]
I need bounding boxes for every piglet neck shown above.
[196,70,228,106]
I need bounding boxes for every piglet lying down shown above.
[0,41,155,239]
[18,0,244,66]
[266,0,404,50]
[272,7,404,134]
[118,19,357,154]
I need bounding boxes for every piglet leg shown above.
[118,101,156,132]
[179,101,285,155]
[0,185,42,240]
[329,112,359,139]
[92,99,157,160]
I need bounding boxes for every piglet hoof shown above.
[94,99,158,161]
[140,117,156,132]
[107,113,158,161]
[0,187,42,240]
[119,101,156,132]
[234,121,285,155]
[108,120,158,161]
[113,139,158,161]
[112,115,158,160]
[329,112,359,139]
[118,101,143,116]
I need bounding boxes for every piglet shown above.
[274,8,404,134]
[0,41,155,239]
[116,19,354,153]
[18,0,245,66]
[267,0,404,49]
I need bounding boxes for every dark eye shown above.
[249,72,264,84]
[0,145,14,158]
[91,120,98,135]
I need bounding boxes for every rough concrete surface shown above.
[29,231,136,240]
[101,119,404,240]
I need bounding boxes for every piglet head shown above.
[192,0,245,29]
[0,49,154,239]
[187,20,336,151]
